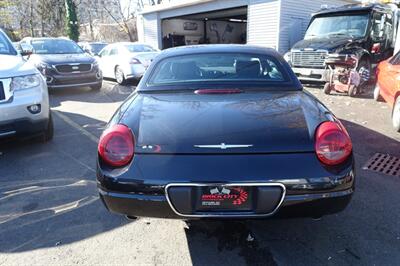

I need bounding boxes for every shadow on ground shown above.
[185,120,400,266]
[0,111,129,253]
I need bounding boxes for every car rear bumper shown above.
[98,186,353,219]
[97,153,355,219]
[125,64,146,79]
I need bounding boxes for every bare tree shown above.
[103,0,137,42]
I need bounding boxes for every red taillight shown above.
[194,89,243,94]
[371,43,381,54]
[129,58,141,64]
[315,121,352,166]
[98,124,135,167]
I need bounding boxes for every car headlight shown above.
[36,62,51,75]
[93,60,99,69]
[10,74,42,91]
[284,52,292,63]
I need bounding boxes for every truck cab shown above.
[286,3,398,82]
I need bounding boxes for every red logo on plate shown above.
[201,187,248,206]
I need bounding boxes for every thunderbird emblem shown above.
[194,143,253,149]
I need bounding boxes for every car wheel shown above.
[348,85,357,97]
[115,66,126,85]
[392,97,400,132]
[91,82,102,91]
[323,83,331,95]
[373,83,382,101]
[357,58,371,87]
[43,112,54,142]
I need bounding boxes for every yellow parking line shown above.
[52,110,99,143]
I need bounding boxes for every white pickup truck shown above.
[0,29,53,141]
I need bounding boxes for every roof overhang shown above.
[140,0,216,15]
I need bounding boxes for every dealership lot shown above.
[0,81,399,266]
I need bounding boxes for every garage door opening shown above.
[161,6,247,49]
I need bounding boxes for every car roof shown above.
[314,3,392,17]
[158,44,280,58]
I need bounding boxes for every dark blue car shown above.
[97,45,354,219]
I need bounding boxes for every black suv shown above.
[21,37,102,90]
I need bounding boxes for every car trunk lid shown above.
[131,90,325,154]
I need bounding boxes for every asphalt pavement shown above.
[0,80,399,266]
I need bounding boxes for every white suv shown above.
[0,29,53,141]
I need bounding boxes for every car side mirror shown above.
[20,43,34,56]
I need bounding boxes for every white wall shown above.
[206,21,247,44]
[141,12,161,48]
[247,0,280,49]
[278,0,356,53]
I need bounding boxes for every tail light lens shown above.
[98,124,135,167]
[129,58,141,64]
[315,121,352,166]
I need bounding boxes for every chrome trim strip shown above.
[194,143,253,149]
[165,182,286,218]
[0,131,16,137]
[49,81,100,88]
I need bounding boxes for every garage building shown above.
[137,0,355,53]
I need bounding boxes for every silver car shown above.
[97,42,160,84]
[0,29,53,141]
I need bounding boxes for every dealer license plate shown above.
[196,186,253,211]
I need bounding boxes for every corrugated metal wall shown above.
[247,0,280,49]
[142,12,160,48]
[278,0,355,53]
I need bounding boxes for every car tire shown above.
[91,82,102,91]
[323,83,331,95]
[43,112,54,142]
[115,66,126,85]
[392,97,400,132]
[373,83,383,101]
[348,85,357,97]
[357,58,371,88]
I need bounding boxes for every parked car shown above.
[20,37,102,90]
[97,42,160,84]
[375,50,400,132]
[12,41,21,53]
[285,3,398,83]
[80,42,108,56]
[0,29,53,141]
[97,45,355,220]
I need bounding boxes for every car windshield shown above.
[0,31,17,55]
[125,44,157,53]
[90,43,107,54]
[147,53,290,88]
[31,39,84,54]
[305,14,369,39]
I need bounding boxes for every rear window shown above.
[147,53,290,87]
[125,44,157,53]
